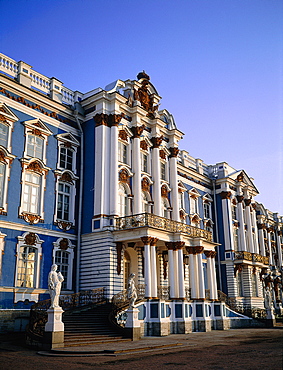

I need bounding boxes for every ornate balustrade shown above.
[0,52,76,105]
[28,288,106,338]
[234,251,269,265]
[115,213,212,242]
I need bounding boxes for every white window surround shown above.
[54,170,77,225]
[14,232,43,302]
[118,182,131,217]
[188,188,201,215]
[22,119,52,164]
[0,102,18,152]
[0,231,6,276]
[0,147,16,211]
[56,132,79,174]
[53,238,74,291]
[19,159,50,220]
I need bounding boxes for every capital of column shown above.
[236,195,244,203]
[132,125,145,138]
[94,113,123,127]
[244,198,252,206]
[257,223,266,230]
[150,237,159,246]
[187,246,204,255]
[151,135,163,148]
[175,241,185,250]
[169,147,179,158]
[165,242,176,250]
[195,246,204,254]
[204,250,217,258]
[220,191,231,200]
[141,236,153,245]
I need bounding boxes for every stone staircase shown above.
[63,303,130,347]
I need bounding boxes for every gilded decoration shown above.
[59,238,69,250]
[140,140,148,151]
[234,264,243,277]
[0,150,7,164]
[31,128,44,137]
[150,238,159,247]
[161,185,168,198]
[60,172,73,184]
[26,161,43,174]
[176,241,185,250]
[0,114,7,122]
[22,213,41,225]
[131,125,145,138]
[165,242,176,251]
[159,150,166,160]
[119,130,128,141]
[236,195,244,203]
[141,177,150,192]
[169,147,179,158]
[94,113,123,127]
[236,172,244,182]
[141,236,153,245]
[24,232,36,245]
[57,221,72,231]
[119,169,129,183]
[64,141,72,148]
[151,136,163,148]
[244,198,252,206]
[220,191,231,200]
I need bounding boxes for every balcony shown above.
[115,213,213,242]
[234,251,269,265]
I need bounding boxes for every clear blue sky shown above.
[1,0,282,214]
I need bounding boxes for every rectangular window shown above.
[234,228,239,251]
[237,271,244,297]
[251,273,258,297]
[160,162,166,180]
[178,192,184,209]
[17,246,37,287]
[0,123,8,147]
[27,135,43,159]
[57,183,70,220]
[141,153,148,173]
[55,250,69,290]
[23,173,41,214]
[118,142,127,164]
[204,203,210,218]
[190,197,198,214]
[59,147,73,170]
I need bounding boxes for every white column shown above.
[211,253,218,299]
[277,233,283,268]
[151,137,162,216]
[166,243,176,298]
[244,199,254,253]
[258,225,266,256]
[197,249,205,299]
[251,206,259,254]
[110,122,119,216]
[205,252,214,300]
[189,250,198,299]
[177,243,185,298]
[169,148,180,222]
[132,134,142,214]
[93,118,110,217]
[142,237,152,298]
[267,230,273,265]
[236,196,247,252]
[221,192,234,251]
[150,238,158,298]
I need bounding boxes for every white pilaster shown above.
[110,124,118,216]
[167,244,176,298]
[197,252,205,299]
[133,136,142,214]
[169,151,180,222]
[143,240,152,298]
[150,238,158,298]
[189,252,198,299]
[177,245,185,298]
[236,196,247,252]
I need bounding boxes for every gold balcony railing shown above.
[115,213,213,242]
[234,251,269,265]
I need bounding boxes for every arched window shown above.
[162,198,169,219]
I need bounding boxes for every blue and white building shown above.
[0,53,282,333]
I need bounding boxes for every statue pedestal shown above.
[125,307,141,341]
[44,307,64,349]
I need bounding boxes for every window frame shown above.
[53,238,74,291]
[54,171,77,225]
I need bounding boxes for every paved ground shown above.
[0,327,282,369]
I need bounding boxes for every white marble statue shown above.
[48,264,64,308]
[127,272,137,308]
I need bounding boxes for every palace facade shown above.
[0,53,282,333]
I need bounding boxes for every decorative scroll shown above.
[59,172,73,184]
[59,238,69,250]
[24,232,37,245]
[57,221,72,231]
[161,185,168,198]
[140,140,148,150]
[26,161,43,174]
[141,177,150,192]
[22,213,41,225]
[119,130,128,141]
[119,169,129,183]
